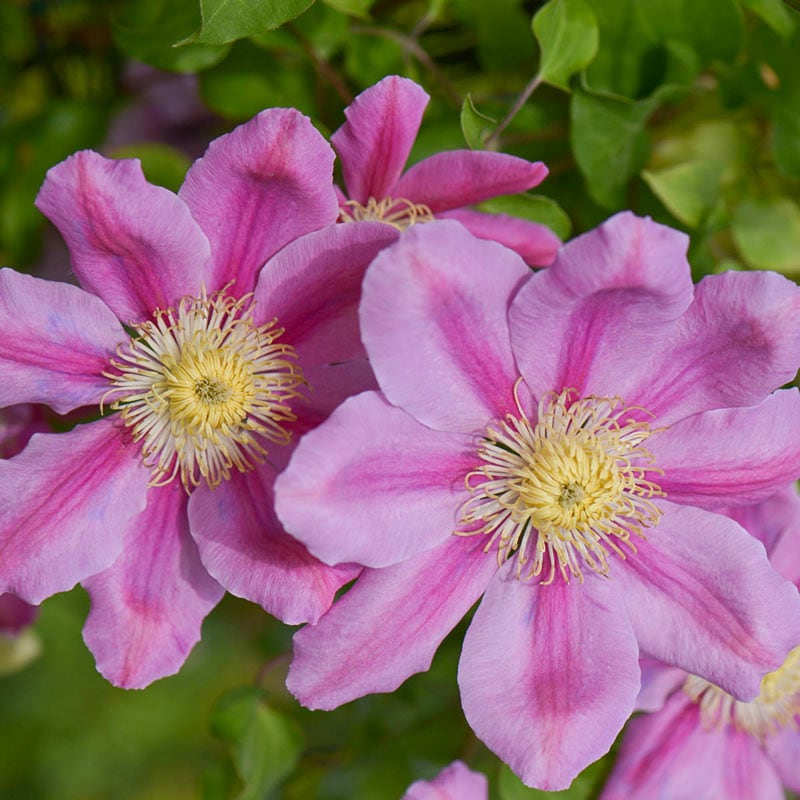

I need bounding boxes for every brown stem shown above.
[486,73,543,148]
[288,22,353,104]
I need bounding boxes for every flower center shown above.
[338,196,435,231]
[102,287,303,492]
[684,646,800,740]
[457,385,664,583]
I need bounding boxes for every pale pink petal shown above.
[636,659,687,712]
[359,221,530,434]
[458,569,640,791]
[35,150,211,322]
[508,212,694,401]
[332,75,429,203]
[295,359,378,427]
[287,534,497,710]
[0,594,37,634]
[0,417,150,603]
[179,108,338,293]
[653,391,800,511]
[188,459,357,625]
[0,270,125,413]
[722,730,784,800]
[395,152,548,212]
[621,270,800,425]
[403,761,488,800]
[275,391,474,568]
[616,500,800,701]
[765,727,800,792]
[600,692,729,800]
[253,221,398,394]
[82,482,224,689]
[726,484,800,562]
[438,207,560,266]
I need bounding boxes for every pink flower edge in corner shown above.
[600,484,800,800]
[275,214,800,790]
[402,760,488,800]
[0,106,398,689]
[332,74,561,266]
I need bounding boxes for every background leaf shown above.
[192,0,316,45]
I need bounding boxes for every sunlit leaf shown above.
[731,196,800,272]
[533,0,599,92]
[642,161,725,228]
[480,193,572,239]
[191,0,315,45]
[460,94,496,149]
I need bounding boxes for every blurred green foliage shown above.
[2,0,800,797]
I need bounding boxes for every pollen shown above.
[338,196,435,231]
[684,646,800,741]
[457,385,665,584]
[102,286,304,492]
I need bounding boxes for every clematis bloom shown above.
[276,214,800,790]
[0,108,398,688]
[402,760,488,800]
[333,75,560,266]
[601,485,800,800]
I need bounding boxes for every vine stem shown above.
[486,73,543,148]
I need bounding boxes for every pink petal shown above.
[359,221,530,434]
[635,659,687,712]
[0,417,150,603]
[332,76,429,204]
[275,391,474,569]
[722,730,784,800]
[395,151,548,213]
[622,270,800,425]
[179,108,338,294]
[765,727,800,792]
[438,207,561,267]
[82,482,224,689]
[403,761,488,800]
[600,692,729,800]
[508,212,694,401]
[616,500,800,701]
[35,150,211,322]
[0,405,51,458]
[726,484,800,561]
[255,222,397,360]
[653,390,800,511]
[0,269,125,413]
[458,568,640,791]
[287,534,497,710]
[188,460,357,625]
[0,594,37,634]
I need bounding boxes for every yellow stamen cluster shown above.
[338,196,435,231]
[684,646,800,741]
[102,287,303,492]
[458,385,664,583]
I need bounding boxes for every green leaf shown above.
[773,97,800,177]
[740,0,796,36]
[112,0,229,73]
[460,94,496,149]
[480,193,572,240]
[109,143,191,193]
[533,0,599,91]
[570,87,655,208]
[320,0,375,18]
[642,161,725,228]
[212,688,305,800]
[466,0,537,71]
[192,0,315,45]
[731,197,800,273]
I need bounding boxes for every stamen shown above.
[684,646,800,741]
[338,196,435,231]
[102,286,304,492]
[456,385,665,583]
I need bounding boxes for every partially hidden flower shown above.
[402,760,488,800]
[333,75,560,266]
[0,108,398,688]
[275,214,800,790]
[601,484,800,800]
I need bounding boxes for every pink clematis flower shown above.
[275,214,800,790]
[0,108,398,688]
[333,75,560,266]
[601,485,800,800]
[402,760,488,800]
